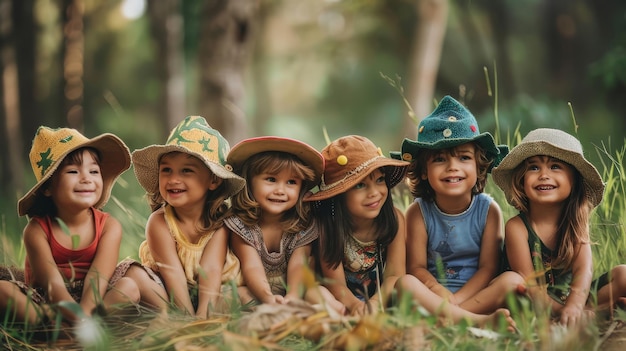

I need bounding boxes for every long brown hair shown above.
[507,159,592,270]
[228,151,316,234]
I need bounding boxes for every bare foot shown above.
[473,308,517,332]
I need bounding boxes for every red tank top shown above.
[25,208,108,285]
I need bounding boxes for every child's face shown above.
[158,152,220,209]
[46,149,103,211]
[345,168,388,222]
[424,143,477,199]
[522,155,575,206]
[250,168,303,217]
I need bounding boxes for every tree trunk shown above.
[404,0,449,137]
[0,0,24,197]
[12,0,37,155]
[197,0,257,143]
[61,0,85,131]
[146,0,185,137]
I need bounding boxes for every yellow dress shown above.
[139,204,242,286]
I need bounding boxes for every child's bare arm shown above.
[372,207,406,309]
[196,227,228,318]
[23,220,78,321]
[454,201,502,303]
[321,258,364,315]
[231,234,277,304]
[405,202,452,299]
[559,242,593,326]
[80,216,122,315]
[284,245,311,301]
[146,211,195,314]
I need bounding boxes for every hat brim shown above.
[304,157,409,202]
[18,134,131,216]
[492,141,605,207]
[228,137,324,185]
[132,144,245,199]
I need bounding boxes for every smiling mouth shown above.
[444,178,463,183]
[168,189,185,193]
[536,185,556,190]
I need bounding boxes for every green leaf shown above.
[56,217,71,235]
[71,235,81,250]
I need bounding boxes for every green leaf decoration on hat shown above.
[199,136,214,153]
[37,148,54,177]
[60,135,73,143]
[167,117,197,145]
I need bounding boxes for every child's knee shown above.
[112,277,140,303]
[495,271,525,291]
[611,265,626,291]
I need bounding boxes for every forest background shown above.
[1,0,625,264]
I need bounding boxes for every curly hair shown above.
[506,158,592,271]
[405,142,493,201]
[228,151,316,234]
[29,147,101,218]
[147,152,229,233]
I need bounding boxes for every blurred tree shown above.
[62,0,85,130]
[405,0,448,138]
[147,0,185,136]
[196,0,257,143]
[0,0,25,198]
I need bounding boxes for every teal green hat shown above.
[391,95,508,170]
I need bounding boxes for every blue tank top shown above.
[417,193,492,292]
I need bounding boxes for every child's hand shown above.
[264,294,287,304]
[348,300,367,316]
[559,303,585,327]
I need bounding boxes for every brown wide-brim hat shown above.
[132,116,245,198]
[228,136,324,186]
[304,135,410,202]
[492,128,605,208]
[18,126,131,216]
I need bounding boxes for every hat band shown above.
[319,156,384,191]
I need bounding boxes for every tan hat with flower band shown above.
[492,128,605,208]
[227,136,324,185]
[304,135,410,202]
[18,126,131,216]
[132,115,245,198]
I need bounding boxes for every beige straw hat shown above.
[228,136,324,185]
[304,135,409,202]
[132,116,245,198]
[492,128,605,207]
[18,126,131,216]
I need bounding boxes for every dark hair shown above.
[313,182,399,269]
[29,147,101,217]
[406,142,492,201]
[228,151,316,234]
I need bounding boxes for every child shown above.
[493,128,626,327]
[304,135,409,316]
[0,126,139,325]
[393,96,519,328]
[224,136,343,313]
[132,116,245,318]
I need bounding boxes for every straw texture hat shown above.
[492,128,605,207]
[132,116,245,198]
[391,95,508,170]
[304,135,409,202]
[18,126,131,216]
[228,136,324,185]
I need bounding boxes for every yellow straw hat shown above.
[18,126,131,216]
[132,116,245,198]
